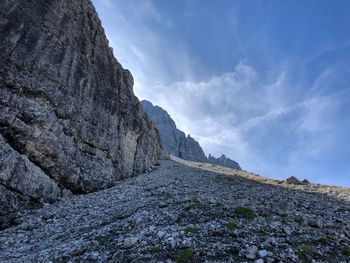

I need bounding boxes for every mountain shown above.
[208,154,241,170]
[141,100,241,170]
[141,100,207,162]
[0,0,162,229]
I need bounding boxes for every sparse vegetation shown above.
[297,245,317,263]
[318,235,333,245]
[223,220,237,230]
[299,245,313,253]
[343,247,350,256]
[151,246,160,253]
[234,206,254,219]
[253,228,266,235]
[175,248,194,263]
[232,247,241,260]
[185,203,201,211]
[183,226,198,234]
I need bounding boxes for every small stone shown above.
[124,237,138,247]
[283,226,292,235]
[309,217,324,228]
[265,237,276,245]
[246,246,259,259]
[134,216,143,224]
[295,214,307,224]
[167,237,176,249]
[159,201,168,208]
[87,252,99,260]
[258,250,268,257]
[255,259,264,263]
[287,247,293,254]
[157,231,166,238]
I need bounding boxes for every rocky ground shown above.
[1,158,350,263]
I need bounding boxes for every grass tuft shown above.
[185,203,201,211]
[223,220,237,230]
[234,206,254,219]
[183,226,198,234]
[318,235,333,245]
[150,246,160,253]
[175,248,194,263]
[297,245,317,263]
[343,248,350,256]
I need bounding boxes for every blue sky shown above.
[92,0,350,187]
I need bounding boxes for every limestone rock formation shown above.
[208,153,241,170]
[141,100,207,162]
[141,100,241,170]
[0,0,162,228]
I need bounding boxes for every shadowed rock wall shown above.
[0,0,162,228]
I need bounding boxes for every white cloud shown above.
[134,0,162,22]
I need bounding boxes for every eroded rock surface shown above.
[0,0,162,228]
[0,159,349,262]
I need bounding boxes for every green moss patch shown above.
[183,226,198,234]
[185,203,201,211]
[223,220,237,230]
[343,247,350,256]
[234,206,255,219]
[175,248,194,263]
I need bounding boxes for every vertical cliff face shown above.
[0,0,162,228]
[141,100,207,162]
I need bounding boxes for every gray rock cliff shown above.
[0,0,162,229]
[141,100,207,162]
[141,100,241,170]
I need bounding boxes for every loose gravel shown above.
[0,159,349,263]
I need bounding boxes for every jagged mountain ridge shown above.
[141,100,241,170]
[0,0,162,229]
[141,100,207,162]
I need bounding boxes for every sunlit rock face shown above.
[0,0,162,228]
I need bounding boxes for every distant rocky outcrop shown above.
[0,0,162,228]
[285,176,311,185]
[141,100,207,162]
[141,100,241,170]
[208,154,241,170]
